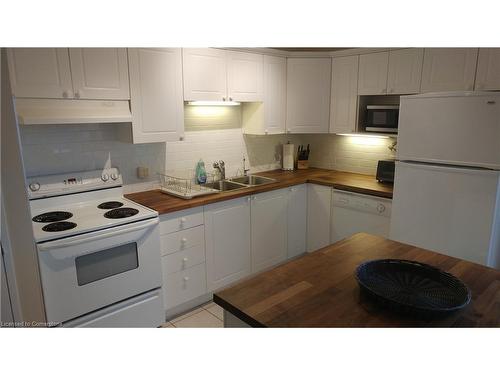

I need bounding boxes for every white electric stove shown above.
[27,168,164,327]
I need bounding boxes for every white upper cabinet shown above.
[358,52,389,95]
[7,48,130,100]
[183,49,263,102]
[330,55,359,134]
[242,55,286,135]
[204,197,251,292]
[420,48,478,92]
[263,55,286,134]
[387,48,424,94]
[128,48,184,143]
[7,48,73,99]
[227,51,263,102]
[475,48,500,91]
[69,48,130,99]
[286,58,331,133]
[250,189,288,273]
[183,48,227,101]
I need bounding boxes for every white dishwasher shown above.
[331,189,392,243]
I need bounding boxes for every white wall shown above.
[19,106,395,192]
[19,123,166,185]
[302,134,396,175]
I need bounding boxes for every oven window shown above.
[75,243,138,286]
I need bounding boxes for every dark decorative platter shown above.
[355,259,471,317]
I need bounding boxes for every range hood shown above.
[14,98,132,125]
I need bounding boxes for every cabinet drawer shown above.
[162,263,207,310]
[162,244,206,275]
[160,225,204,256]
[160,207,204,235]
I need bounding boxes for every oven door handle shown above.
[37,217,159,251]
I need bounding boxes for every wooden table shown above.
[214,233,500,327]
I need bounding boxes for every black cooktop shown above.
[33,211,73,223]
[42,221,77,232]
[104,207,139,219]
[97,201,124,210]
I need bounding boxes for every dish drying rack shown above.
[158,170,218,199]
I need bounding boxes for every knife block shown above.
[297,160,309,169]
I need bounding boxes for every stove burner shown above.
[104,207,139,219]
[33,211,73,223]
[97,201,124,210]
[42,221,77,232]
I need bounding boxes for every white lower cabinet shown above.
[204,197,251,292]
[287,184,307,258]
[159,207,207,311]
[250,188,288,273]
[307,184,332,252]
[162,263,207,311]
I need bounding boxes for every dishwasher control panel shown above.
[332,190,392,217]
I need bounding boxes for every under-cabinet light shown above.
[337,133,390,139]
[187,101,241,106]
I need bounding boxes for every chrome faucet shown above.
[213,160,226,181]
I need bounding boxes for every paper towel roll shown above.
[282,143,294,170]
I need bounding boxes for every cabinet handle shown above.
[264,129,268,135]
[181,238,187,243]
[290,187,297,192]
[222,97,226,101]
[62,90,72,99]
[183,257,188,263]
[252,196,257,201]
[74,90,82,99]
[229,97,233,101]
[179,136,184,141]
[381,88,387,94]
[180,218,187,225]
[247,197,251,202]
[183,276,190,281]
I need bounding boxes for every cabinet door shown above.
[204,197,251,291]
[387,48,424,94]
[475,48,500,91]
[7,48,73,98]
[69,48,130,99]
[421,48,478,92]
[330,55,359,134]
[251,189,288,273]
[182,48,227,101]
[128,48,184,143]
[264,55,286,134]
[227,51,263,102]
[358,52,389,95]
[307,184,332,252]
[287,184,307,259]
[286,58,331,133]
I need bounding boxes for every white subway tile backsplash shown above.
[19,106,395,188]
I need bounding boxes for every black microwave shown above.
[365,105,399,133]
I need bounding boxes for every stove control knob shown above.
[29,182,40,191]
[101,174,109,182]
[110,173,119,181]
[377,203,386,213]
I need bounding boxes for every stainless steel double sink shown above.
[203,175,277,192]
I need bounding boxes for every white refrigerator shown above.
[390,92,500,268]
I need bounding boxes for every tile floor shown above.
[160,301,224,328]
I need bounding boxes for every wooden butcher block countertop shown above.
[125,168,393,215]
[213,233,500,327]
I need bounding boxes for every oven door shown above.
[37,217,161,324]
